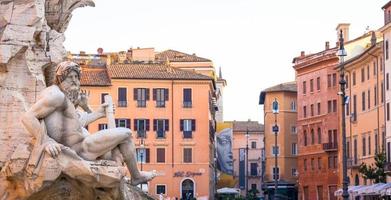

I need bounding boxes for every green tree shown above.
[358,150,388,183]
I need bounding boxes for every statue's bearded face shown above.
[59,70,80,104]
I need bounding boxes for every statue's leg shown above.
[78,127,131,160]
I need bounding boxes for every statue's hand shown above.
[77,90,90,110]
[97,102,109,115]
[45,141,62,158]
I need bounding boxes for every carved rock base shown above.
[27,175,155,200]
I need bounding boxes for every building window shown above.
[291,168,297,176]
[98,123,108,130]
[328,156,332,169]
[332,73,337,86]
[353,95,357,121]
[291,101,296,111]
[304,159,307,171]
[156,185,166,195]
[101,93,108,104]
[134,88,149,107]
[180,119,196,138]
[304,130,308,146]
[272,167,279,180]
[317,128,322,144]
[368,90,371,110]
[317,77,320,91]
[327,74,331,88]
[318,157,322,170]
[354,138,358,164]
[333,100,337,112]
[250,163,258,176]
[317,186,323,200]
[183,88,192,108]
[183,148,192,163]
[328,100,332,113]
[368,135,371,155]
[387,103,390,121]
[367,65,370,80]
[118,87,127,107]
[156,148,165,163]
[115,118,130,128]
[375,131,379,154]
[363,137,366,156]
[375,85,378,106]
[310,79,314,92]
[353,71,356,86]
[387,73,390,91]
[251,141,257,149]
[362,92,366,111]
[154,119,169,138]
[291,143,297,155]
[303,81,307,94]
[136,148,150,163]
[291,126,297,134]
[304,186,309,200]
[311,158,315,170]
[361,68,365,82]
[346,75,349,89]
[311,129,315,145]
[153,88,168,107]
[374,61,377,75]
[317,102,321,115]
[382,82,384,103]
[311,104,314,116]
[134,119,149,138]
[303,106,307,118]
[272,146,279,155]
[386,40,389,60]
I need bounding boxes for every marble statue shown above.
[22,61,156,186]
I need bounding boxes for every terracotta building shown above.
[79,61,217,199]
[229,121,264,196]
[293,40,340,200]
[381,1,391,177]
[342,33,384,186]
[259,82,298,199]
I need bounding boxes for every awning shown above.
[335,183,391,197]
[216,187,240,194]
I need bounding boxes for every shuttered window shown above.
[183,148,192,163]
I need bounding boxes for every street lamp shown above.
[337,30,349,200]
[272,98,279,200]
[245,128,249,198]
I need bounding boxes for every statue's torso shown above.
[44,86,85,147]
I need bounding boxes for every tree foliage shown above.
[358,150,387,183]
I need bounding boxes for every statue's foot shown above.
[130,170,157,186]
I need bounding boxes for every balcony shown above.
[323,142,338,152]
[347,158,360,169]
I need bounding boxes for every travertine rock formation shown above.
[0,0,94,199]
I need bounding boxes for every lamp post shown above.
[245,128,249,198]
[272,98,279,200]
[337,30,349,200]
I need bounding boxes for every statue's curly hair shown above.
[53,61,81,85]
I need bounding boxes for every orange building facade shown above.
[74,53,218,199]
[293,44,340,200]
[342,36,385,186]
[259,82,298,199]
[230,121,264,197]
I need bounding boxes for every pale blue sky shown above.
[65,0,387,123]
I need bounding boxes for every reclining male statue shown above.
[21,61,156,186]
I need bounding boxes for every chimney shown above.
[325,41,330,50]
[336,23,350,42]
[300,51,305,57]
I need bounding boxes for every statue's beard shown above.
[64,88,80,105]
